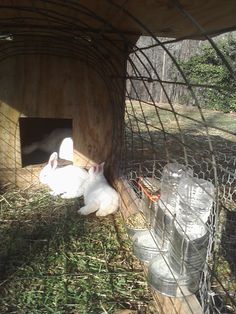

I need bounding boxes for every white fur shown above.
[59,137,73,161]
[39,152,88,198]
[78,162,119,217]
[23,128,73,161]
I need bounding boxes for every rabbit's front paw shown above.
[61,192,75,199]
[77,206,90,215]
[50,190,60,197]
[78,203,99,215]
[96,209,109,217]
[96,208,116,217]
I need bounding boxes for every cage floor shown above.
[0,186,155,314]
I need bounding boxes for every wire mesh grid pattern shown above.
[123,34,236,313]
[0,1,235,313]
[123,154,236,313]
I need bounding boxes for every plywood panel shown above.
[0,167,42,188]
[0,102,21,170]
[0,0,235,38]
[0,49,126,187]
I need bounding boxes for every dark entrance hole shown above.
[19,117,73,167]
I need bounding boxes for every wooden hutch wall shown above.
[0,53,125,188]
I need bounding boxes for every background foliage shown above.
[180,35,236,112]
[127,33,236,112]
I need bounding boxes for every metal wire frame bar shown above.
[132,27,236,51]
[0,1,229,211]
[1,0,229,150]
[0,2,131,54]
[104,6,229,306]
[127,49,189,162]
[122,75,226,91]
[90,0,233,308]
[169,0,236,81]
[0,49,126,172]
[0,0,133,174]
[0,21,138,37]
[0,11,127,95]
[126,97,236,138]
[125,110,236,180]
[0,0,234,310]
[124,162,236,311]
[0,18,127,67]
[123,160,236,306]
[106,5,224,244]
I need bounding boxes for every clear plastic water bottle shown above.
[159,162,193,217]
[175,177,215,239]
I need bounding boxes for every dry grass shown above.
[0,186,155,314]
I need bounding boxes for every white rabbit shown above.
[78,162,119,217]
[22,128,73,161]
[39,152,88,199]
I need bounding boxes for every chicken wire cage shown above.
[122,36,236,314]
[123,36,236,313]
[120,7,236,314]
[0,1,235,314]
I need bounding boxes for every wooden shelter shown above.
[0,0,236,186]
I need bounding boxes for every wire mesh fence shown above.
[0,1,235,313]
[122,33,236,313]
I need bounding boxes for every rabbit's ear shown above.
[98,162,105,173]
[88,164,97,175]
[48,152,58,169]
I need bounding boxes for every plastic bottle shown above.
[175,177,215,239]
[158,162,193,218]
